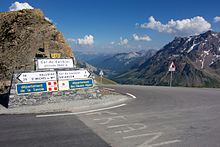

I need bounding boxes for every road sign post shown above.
[170,71,173,87]
[99,70,104,84]
[169,61,176,87]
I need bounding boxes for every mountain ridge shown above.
[75,49,157,78]
[114,30,220,87]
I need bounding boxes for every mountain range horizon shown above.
[77,30,220,87]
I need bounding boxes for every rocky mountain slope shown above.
[76,50,156,78]
[115,31,220,87]
[0,9,74,93]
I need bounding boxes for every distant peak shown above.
[204,30,215,34]
[201,30,219,37]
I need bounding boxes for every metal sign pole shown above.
[100,75,103,84]
[170,71,173,87]
[99,70,104,84]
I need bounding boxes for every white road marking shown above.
[86,111,118,116]
[123,132,181,147]
[93,115,127,125]
[107,123,147,134]
[36,103,126,118]
[126,93,136,99]
[148,140,182,147]
[123,132,162,140]
[103,88,115,91]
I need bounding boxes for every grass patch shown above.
[95,75,117,85]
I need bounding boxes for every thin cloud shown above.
[110,41,115,45]
[118,37,128,46]
[133,34,151,41]
[77,35,94,45]
[9,2,53,23]
[9,1,34,11]
[67,38,76,43]
[138,16,211,36]
[214,16,220,23]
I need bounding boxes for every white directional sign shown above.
[58,70,91,80]
[17,71,57,83]
[37,59,74,70]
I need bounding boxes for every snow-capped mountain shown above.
[163,30,220,70]
[111,50,155,65]
[115,30,220,87]
[75,50,156,77]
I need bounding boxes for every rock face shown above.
[115,31,220,87]
[0,9,74,93]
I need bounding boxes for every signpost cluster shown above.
[16,57,93,95]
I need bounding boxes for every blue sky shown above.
[1,0,220,53]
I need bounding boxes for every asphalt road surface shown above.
[1,85,220,147]
[0,114,110,147]
[79,85,220,147]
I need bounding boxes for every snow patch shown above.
[172,54,180,57]
[204,50,210,55]
[187,42,199,53]
[201,60,204,69]
[200,50,210,69]
[209,61,215,66]
[212,33,218,37]
[125,52,139,59]
[185,37,192,43]
[214,55,220,58]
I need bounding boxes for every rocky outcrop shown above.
[0,9,74,93]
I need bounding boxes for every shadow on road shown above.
[0,92,9,108]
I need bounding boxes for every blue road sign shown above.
[69,79,93,89]
[16,82,47,95]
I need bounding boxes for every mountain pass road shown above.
[79,85,220,147]
[1,85,220,147]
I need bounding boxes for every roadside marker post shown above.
[99,70,104,84]
[169,61,176,87]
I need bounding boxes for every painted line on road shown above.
[146,140,181,147]
[36,103,127,118]
[126,93,136,99]
[103,88,115,91]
